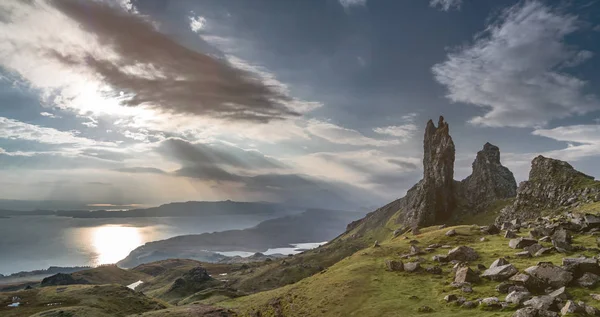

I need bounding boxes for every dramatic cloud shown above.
[0,117,113,147]
[306,120,401,147]
[432,1,600,127]
[373,113,418,140]
[40,112,60,118]
[189,15,207,32]
[530,124,600,161]
[429,0,462,11]
[0,0,300,123]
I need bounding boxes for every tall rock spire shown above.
[401,116,456,227]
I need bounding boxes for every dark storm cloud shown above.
[47,0,298,122]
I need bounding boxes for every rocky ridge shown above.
[497,155,600,223]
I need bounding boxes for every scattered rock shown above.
[426,266,442,275]
[524,243,543,255]
[455,267,479,283]
[445,229,457,237]
[373,240,380,248]
[482,224,501,235]
[591,294,600,301]
[480,237,487,242]
[524,263,573,289]
[461,301,476,309]
[481,264,518,281]
[410,245,422,255]
[562,257,600,277]
[560,300,580,315]
[577,272,600,288]
[480,297,501,309]
[490,258,510,269]
[384,260,404,272]
[417,305,433,313]
[505,230,518,239]
[523,295,556,311]
[506,291,532,306]
[496,282,515,294]
[444,294,458,302]
[432,255,449,263]
[509,237,539,249]
[548,286,569,301]
[534,247,554,257]
[404,262,421,272]
[510,273,546,292]
[513,307,538,317]
[515,251,532,258]
[447,246,479,262]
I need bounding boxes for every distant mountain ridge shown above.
[0,200,294,218]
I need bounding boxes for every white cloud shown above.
[373,112,418,140]
[189,15,207,32]
[306,119,400,147]
[429,0,462,11]
[432,1,600,128]
[40,112,60,118]
[0,117,113,147]
[339,0,367,8]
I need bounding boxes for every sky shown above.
[1,0,600,210]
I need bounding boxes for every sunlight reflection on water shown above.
[91,225,142,265]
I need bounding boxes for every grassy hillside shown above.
[219,224,600,317]
[0,284,166,317]
[71,265,149,285]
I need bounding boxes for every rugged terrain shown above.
[4,117,600,317]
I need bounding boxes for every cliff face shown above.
[497,155,600,223]
[460,142,517,211]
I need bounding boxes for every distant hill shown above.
[118,208,365,268]
[0,200,295,219]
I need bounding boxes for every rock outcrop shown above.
[459,142,517,211]
[497,155,600,223]
[399,116,456,226]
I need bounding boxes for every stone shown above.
[509,285,530,294]
[447,246,479,262]
[548,287,569,301]
[562,257,600,277]
[417,306,433,313]
[384,260,404,272]
[506,291,532,305]
[439,224,447,229]
[445,229,456,237]
[510,237,539,249]
[461,285,473,293]
[432,255,449,263]
[524,263,573,289]
[480,297,501,309]
[516,251,532,258]
[534,247,554,257]
[444,294,458,302]
[577,272,600,288]
[540,236,552,243]
[393,227,409,237]
[585,214,600,229]
[585,305,600,316]
[551,229,573,253]
[523,295,556,311]
[490,258,510,269]
[501,222,514,231]
[404,262,421,272]
[462,301,476,309]
[524,243,543,255]
[481,264,518,281]
[373,240,380,248]
[410,245,422,255]
[480,237,487,242]
[513,307,538,317]
[510,273,546,292]
[505,230,518,239]
[482,224,501,235]
[560,300,580,315]
[455,267,479,283]
[496,282,515,294]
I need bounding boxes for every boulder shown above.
[534,247,554,257]
[496,282,515,294]
[560,300,581,315]
[444,294,458,302]
[509,237,539,249]
[505,230,518,239]
[577,272,600,288]
[516,251,532,258]
[490,258,510,269]
[404,262,421,272]
[410,245,422,255]
[524,243,543,255]
[585,214,600,229]
[384,260,404,272]
[455,266,479,283]
[480,297,501,309]
[523,295,556,311]
[506,291,532,305]
[551,229,573,253]
[524,263,573,289]
[482,224,501,235]
[512,307,538,317]
[562,257,600,277]
[432,255,449,263]
[510,273,546,292]
[445,229,457,237]
[425,266,442,275]
[447,246,479,262]
[481,264,518,281]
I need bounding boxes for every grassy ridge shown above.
[219,224,600,317]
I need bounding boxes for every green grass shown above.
[0,284,167,317]
[219,225,600,317]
